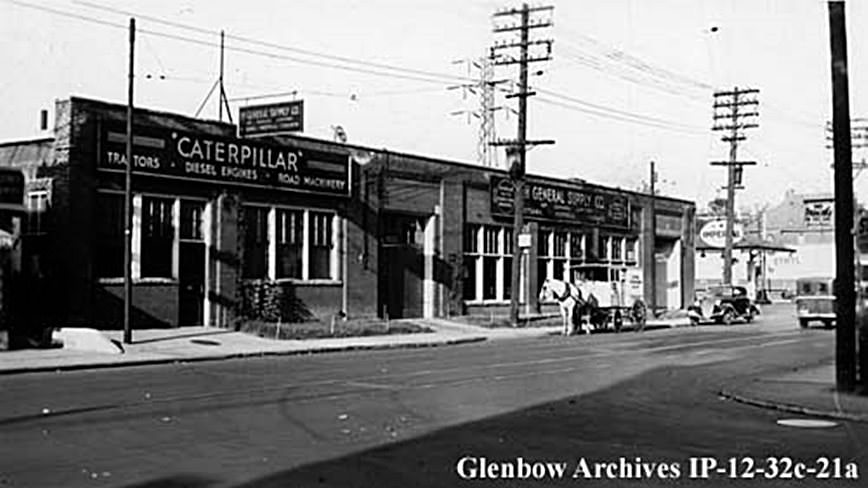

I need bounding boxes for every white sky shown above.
[2,0,867,211]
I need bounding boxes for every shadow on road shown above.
[118,358,858,488]
[122,474,219,488]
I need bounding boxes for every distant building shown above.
[763,190,835,294]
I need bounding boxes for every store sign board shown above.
[239,100,304,136]
[804,198,833,227]
[99,124,349,197]
[490,176,629,229]
[655,213,683,237]
[698,219,744,248]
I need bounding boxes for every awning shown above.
[697,235,796,254]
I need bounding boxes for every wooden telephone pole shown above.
[490,3,554,326]
[123,17,135,344]
[827,0,857,392]
[712,87,759,285]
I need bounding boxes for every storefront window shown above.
[95,193,124,278]
[503,229,513,299]
[482,227,499,299]
[553,232,568,281]
[537,230,551,283]
[141,197,174,278]
[276,209,303,279]
[598,235,610,261]
[625,238,638,262]
[243,206,269,279]
[569,233,584,279]
[309,212,333,279]
[463,224,480,300]
[611,237,623,261]
[463,224,512,301]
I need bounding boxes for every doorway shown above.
[379,213,426,319]
[178,201,206,326]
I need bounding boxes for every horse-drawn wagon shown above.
[540,263,647,335]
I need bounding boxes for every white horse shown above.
[539,278,593,335]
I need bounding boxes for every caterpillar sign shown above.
[698,219,744,249]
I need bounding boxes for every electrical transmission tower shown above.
[490,3,554,326]
[711,87,760,285]
[450,56,511,168]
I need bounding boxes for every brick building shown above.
[0,96,696,328]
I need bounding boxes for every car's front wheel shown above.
[799,318,810,329]
[721,309,735,326]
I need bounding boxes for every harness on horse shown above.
[553,283,575,303]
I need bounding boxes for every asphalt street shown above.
[0,304,865,488]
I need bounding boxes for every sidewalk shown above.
[0,323,489,375]
[0,314,690,376]
[720,363,868,423]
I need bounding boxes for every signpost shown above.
[239,100,304,137]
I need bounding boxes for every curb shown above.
[718,389,868,424]
[0,336,487,376]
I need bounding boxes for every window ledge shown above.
[98,277,177,285]
[465,299,514,306]
[241,278,343,286]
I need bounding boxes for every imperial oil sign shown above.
[98,124,349,197]
[697,218,744,248]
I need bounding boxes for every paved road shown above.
[0,304,864,487]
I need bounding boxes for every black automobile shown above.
[687,285,760,325]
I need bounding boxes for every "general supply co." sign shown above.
[490,176,629,229]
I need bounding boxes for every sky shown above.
[1,0,867,212]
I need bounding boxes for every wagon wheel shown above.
[631,299,647,332]
[613,310,623,333]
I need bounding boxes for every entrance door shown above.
[379,214,424,319]
[178,201,206,326]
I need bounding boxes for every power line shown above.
[5,0,471,87]
[536,87,708,134]
[74,0,474,85]
[535,96,707,136]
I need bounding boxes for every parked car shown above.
[688,285,760,325]
[794,277,836,328]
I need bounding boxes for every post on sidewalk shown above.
[828,0,857,392]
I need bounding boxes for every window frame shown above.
[96,191,209,285]
[463,224,513,304]
[243,204,341,284]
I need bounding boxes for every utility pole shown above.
[828,0,857,392]
[123,17,135,344]
[712,87,759,285]
[490,3,554,326]
[649,161,657,317]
